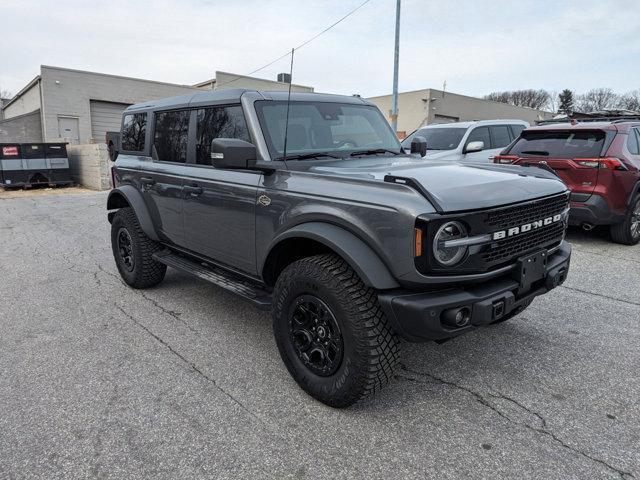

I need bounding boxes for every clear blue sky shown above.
[1,0,638,98]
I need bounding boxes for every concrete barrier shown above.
[67,143,111,190]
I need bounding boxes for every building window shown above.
[153,110,190,163]
[122,113,147,152]
[196,106,250,165]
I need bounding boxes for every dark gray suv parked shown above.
[107,89,571,407]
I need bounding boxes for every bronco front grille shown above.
[481,221,565,263]
[484,193,569,230]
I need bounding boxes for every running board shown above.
[152,250,272,310]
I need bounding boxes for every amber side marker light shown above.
[414,228,423,257]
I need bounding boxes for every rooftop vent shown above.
[277,73,292,84]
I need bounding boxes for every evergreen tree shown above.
[558,89,574,115]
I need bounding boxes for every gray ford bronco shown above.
[107,89,571,407]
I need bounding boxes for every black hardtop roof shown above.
[125,89,370,112]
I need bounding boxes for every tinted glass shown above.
[490,125,512,148]
[509,130,606,158]
[255,101,400,159]
[401,127,466,150]
[122,113,147,152]
[510,124,525,138]
[466,127,491,149]
[45,144,67,158]
[23,144,45,158]
[196,106,250,165]
[627,129,639,155]
[153,110,190,163]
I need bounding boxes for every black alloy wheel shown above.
[289,295,343,376]
[117,227,135,272]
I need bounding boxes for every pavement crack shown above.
[559,285,640,307]
[138,291,200,335]
[114,304,267,429]
[398,364,634,479]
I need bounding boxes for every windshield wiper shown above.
[275,152,342,161]
[520,150,549,156]
[349,148,402,157]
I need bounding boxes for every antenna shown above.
[281,48,295,161]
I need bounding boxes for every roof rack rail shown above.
[536,115,640,125]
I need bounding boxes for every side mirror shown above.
[106,131,120,162]
[410,135,427,157]
[464,140,484,154]
[211,138,257,169]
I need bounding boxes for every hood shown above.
[309,155,567,212]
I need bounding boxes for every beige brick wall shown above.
[67,143,111,190]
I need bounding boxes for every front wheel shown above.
[610,195,640,245]
[272,254,399,408]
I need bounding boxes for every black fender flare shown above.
[106,185,159,241]
[264,222,400,290]
[627,180,640,205]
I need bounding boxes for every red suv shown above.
[494,122,640,245]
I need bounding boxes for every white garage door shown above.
[90,100,130,142]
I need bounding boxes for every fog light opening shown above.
[441,307,471,328]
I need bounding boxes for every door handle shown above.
[140,177,156,186]
[183,185,203,196]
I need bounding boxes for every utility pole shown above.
[390,0,401,134]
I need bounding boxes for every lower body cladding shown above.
[378,242,571,342]
[569,194,624,227]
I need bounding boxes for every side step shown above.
[152,250,272,310]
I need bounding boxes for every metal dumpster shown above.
[0,143,73,188]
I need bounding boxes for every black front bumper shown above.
[378,242,571,342]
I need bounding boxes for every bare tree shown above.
[483,89,551,110]
[617,90,640,111]
[0,88,12,100]
[575,88,620,112]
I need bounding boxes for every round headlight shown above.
[433,221,468,266]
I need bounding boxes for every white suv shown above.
[401,119,529,163]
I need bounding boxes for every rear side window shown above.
[0,145,21,158]
[627,129,639,155]
[489,125,512,148]
[509,130,606,158]
[510,124,526,138]
[153,110,190,163]
[122,113,147,152]
[196,106,250,165]
[466,127,491,149]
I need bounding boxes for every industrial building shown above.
[0,66,313,144]
[367,88,554,136]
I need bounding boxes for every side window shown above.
[466,127,490,150]
[510,124,525,139]
[196,105,250,165]
[490,125,512,149]
[122,113,147,152]
[153,110,190,163]
[628,129,639,155]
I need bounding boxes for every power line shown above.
[215,0,372,88]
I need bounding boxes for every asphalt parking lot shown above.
[0,190,638,480]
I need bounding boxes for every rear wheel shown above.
[610,195,640,245]
[110,207,166,288]
[272,254,399,408]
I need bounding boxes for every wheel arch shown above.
[107,185,159,241]
[262,222,400,290]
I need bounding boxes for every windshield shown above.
[509,130,606,158]
[401,127,466,151]
[255,101,401,159]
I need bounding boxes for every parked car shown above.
[494,122,640,245]
[107,90,571,407]
[0,142,73,188]
[401,119,528,163]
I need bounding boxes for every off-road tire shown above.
[272,254,400,408]
[610,195,640,245]
[490,298,533,325]
[111,207,166,288]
